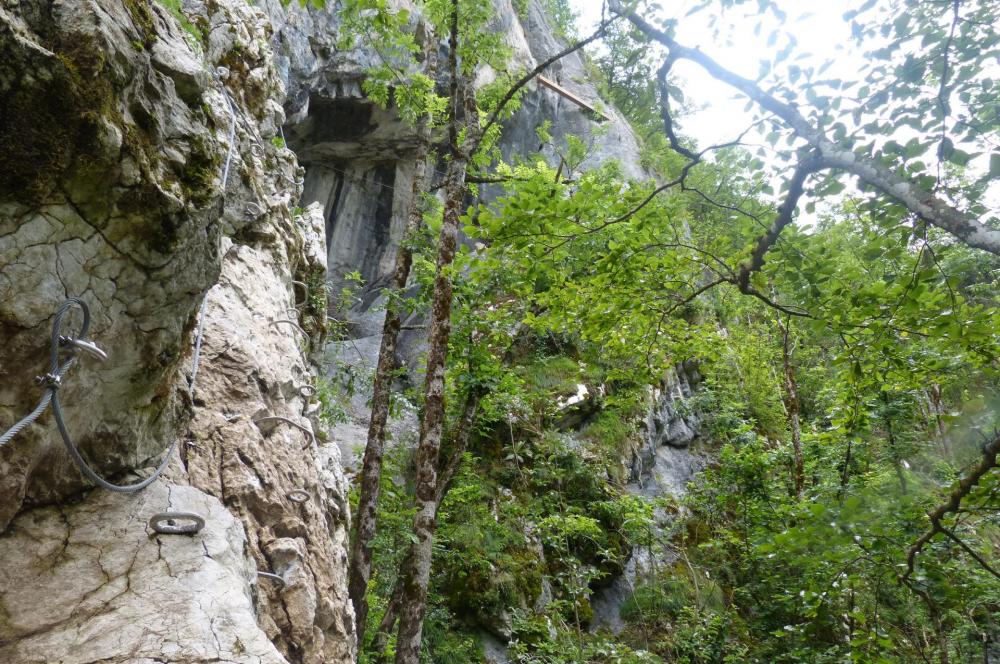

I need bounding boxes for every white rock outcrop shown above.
[0,483,288,664]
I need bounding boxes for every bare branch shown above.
[657,57,697,161]
[736,156,821,292]
[904,433,1000,581]
[477,17,619,149]
[939,527,1000,582]
[727,280,815,318]
[934,0,960,188]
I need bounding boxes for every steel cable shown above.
[1,299,175,492]
[189,74,238,400]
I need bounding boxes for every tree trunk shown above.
[371,388,482,663]
[369,584,402,664]
[778,315,804,498]
[348,39,439,645]
[881,391,909,494]
[392,151,467,664]
[389,0,599,653]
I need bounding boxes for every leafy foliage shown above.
[341,0,1000,661]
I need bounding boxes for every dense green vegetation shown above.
[321,0,1000,662]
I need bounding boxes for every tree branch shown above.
[736,155,821,293]
[610,1,1000,256]
[657,57,697,161]
[904,432,1000,581]
[939,526,1000,582]
[477,17,619,148]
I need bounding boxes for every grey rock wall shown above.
[0,1,353,662]
[272,0,647,305]
[0,483,289,664]
[0,0,225,530]
[273,0,651,470]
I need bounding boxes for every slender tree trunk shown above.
[778,315,804,498]
[370,584,403,664]
[392,152,467,664]
[931,605,952,664]
[928,383,951,458]
[348,38,440,645]
[393,3,483,658]
[838,438,854,500]
[881,391,909,494]
[370,388,483,663]
[389,0,597,654]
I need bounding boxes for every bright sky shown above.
[569,0,855,150]
[567,0,999,221]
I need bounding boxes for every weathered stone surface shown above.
[183,229,355,664]
[0,482,287,664]
[278,0,652,476]
[0,0,228,528]
[644,362,703,452]
[494,0,648,182]
[0,0,354,662]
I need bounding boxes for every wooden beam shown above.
[536,75,611,122]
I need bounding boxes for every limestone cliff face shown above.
[0,1,352,662]
[274,0,649,454]
[267,0,645,300]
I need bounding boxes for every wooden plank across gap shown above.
[536,75,611,123]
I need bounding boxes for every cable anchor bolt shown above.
[35,373,62,390]
[59,336,108,362]
[149,511,206,535]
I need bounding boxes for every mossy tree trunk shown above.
[348,37,440,646]
[393,4,476,659]
[778,314,804,499]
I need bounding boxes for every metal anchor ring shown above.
[250,143,266,158]
[149,511,205,535]
[257,571,286,587]
[298,384,316,398]
[59,336,108,362]
[245,202,264,218]
[287,489,310,503]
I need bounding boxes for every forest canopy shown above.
[318,0,1000,662]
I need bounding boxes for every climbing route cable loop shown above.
[189,297,209,400]
[0,386,56,448]
[1,299,177,493]
[253,415,316,448]
[257,571,286,587]
[0,298,86,448]
[287,489,311,503]
[270,318,308,339]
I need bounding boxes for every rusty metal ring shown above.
[149,511,205,535]
[287,489,310,503]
